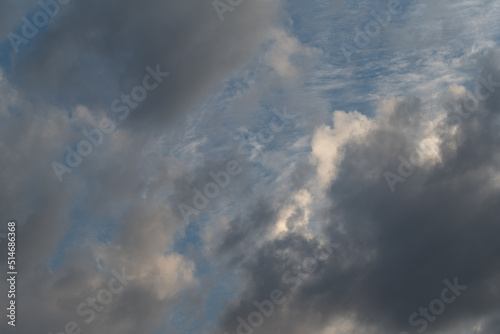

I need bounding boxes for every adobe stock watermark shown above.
[385,69,500,192]
[446,69,500,125]
[236,106,296,161]
[213,0,244,22]
[177,107,295,224]
[398,277,467,334]
[341,0,403,63]
[384,146,425,193]
[51,64,169,182]
[48,267,135,334]
[178,159,243,223]
[222,239,341,334]
[8,0,72,54]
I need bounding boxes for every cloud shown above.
[211,50,500,334]
[310,110,374,185]
[2,1,500,334]
[7,0,283,130]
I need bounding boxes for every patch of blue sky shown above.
[159,214,240,334]
[49,185,120,272]
[173,220,204,257]
[161,270,239,334]
[0,40,15,74]
[0,1,60,72]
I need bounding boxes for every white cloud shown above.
[310,110,374,186]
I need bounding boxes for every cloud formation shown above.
[1,1,500,334]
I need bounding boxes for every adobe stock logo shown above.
[447,70,500,125]
[223,239,341,334]
[51,64,169,182]
[212,0,244,21]
[399,277,467,334]
[8,0,72,54]
[48,268,135,334]
[340,0,402,63]
[177,106,294,223]
[178,160,243,223]
[384,147,425,193]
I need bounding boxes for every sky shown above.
[1,0,500,334]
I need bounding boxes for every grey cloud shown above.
[8,0,282,130]
[0,0,40,38]
[212,51,500,334]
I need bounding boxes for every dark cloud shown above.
[212,52,500,334]
[0,0,39,37]
[8,0,281,130]
[217,199,278,258]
